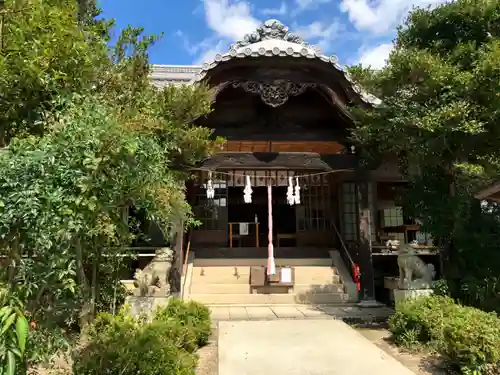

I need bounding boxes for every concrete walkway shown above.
[210,304,394,322]
[218,319,416,375]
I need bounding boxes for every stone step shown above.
[193,257,333,267]
[294,266,338,276]
[190,283,345,295]
[293,284,345,294]
[191,265,337,276]
[191,270,251,284]
[190,283,252,294]
[187,292,349,305]
[190,266,341,286]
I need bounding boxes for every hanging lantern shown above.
[293,176,301,205]
[286,177,295,205]
[206,172,215,199]
[243,175,253,203]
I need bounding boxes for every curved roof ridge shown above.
[192,19,381,106]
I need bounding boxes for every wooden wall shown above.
[221,140,344,154]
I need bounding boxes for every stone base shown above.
[125,296,172,317]
[393,288,433,308]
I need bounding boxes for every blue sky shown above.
[99,0,447,69]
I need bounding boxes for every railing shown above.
[330,221,357,281]
[181,230,192,300]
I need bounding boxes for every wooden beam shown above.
[221,140,344,155]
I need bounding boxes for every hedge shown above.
[389,295,500,374]
[72,299,212,375]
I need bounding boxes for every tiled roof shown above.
[149,19,380,105]
[149,65,201,88]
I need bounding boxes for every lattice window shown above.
[297,175,332,232]
[193,173,228,230]
[340,183,357,241]
[381,207,404,227]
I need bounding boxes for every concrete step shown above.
[191,267,251,284]
[190,266,341,285]
[293,284,345,294]
[193,258,333,267]
[187,292,349,305]
[190,283,345,295]
[294,267,340,284]
[191,283,252,294]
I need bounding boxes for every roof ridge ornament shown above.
[231,19,308,50]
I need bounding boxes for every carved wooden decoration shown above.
[232,80,316,108]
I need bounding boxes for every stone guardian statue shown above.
[386,240,436,290]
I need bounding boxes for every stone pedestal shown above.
[125,296,172,317]
[393,288,433,308]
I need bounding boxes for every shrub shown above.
[25,323,72,366]
[389,295,459,349]
[154,299,212,347]
[441,306,500,374]
[389,295,500,374]
[73,308,198,375]
[0,289,29,375]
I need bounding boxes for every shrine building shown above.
[141,19,440,306]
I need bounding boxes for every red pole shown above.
[267,182,276,275]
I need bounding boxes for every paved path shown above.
[218,319,416,375]
[210,304,394,322]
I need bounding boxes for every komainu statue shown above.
[133,247,174,297]
[386,240,436,290]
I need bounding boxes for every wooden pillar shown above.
[355,172,376,301]
[171,220,184,294]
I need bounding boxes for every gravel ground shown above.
[355,325,446,375]
[196,324,218,375]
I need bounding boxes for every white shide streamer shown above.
[293,176,301,205]
[243,175,253,203]
[286,176,295,205]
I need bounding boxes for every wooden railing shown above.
[331,221,357,282]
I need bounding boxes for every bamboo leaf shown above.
[7,347,21,358]
[15,314,28,355]
[0,307,10,319]
[6,351,15,375]
[0,314,16,336]
[0,308,13,324]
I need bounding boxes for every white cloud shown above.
[261,1,288,16]
[294,0,331,14]
[194,40,227,65]
[187,0,262,64]
[358,43,393,69]
[294,21,343,51]
[340,0,448,35]
[203,0,260,41]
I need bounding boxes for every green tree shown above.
[351,0,500,310]
[0,0,220,329]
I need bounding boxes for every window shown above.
[193,173,228,230]
[340,182,377,243]
[297,174,332,232]
[340,183,357,241]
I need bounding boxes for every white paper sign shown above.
[281,267,292,283]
